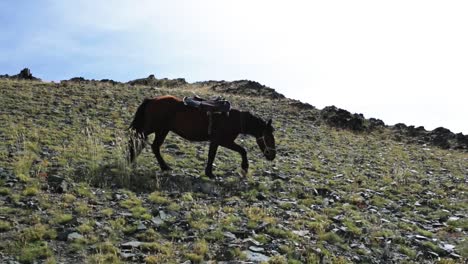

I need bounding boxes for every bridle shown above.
[257,135,276,155]
[240,112,275,155]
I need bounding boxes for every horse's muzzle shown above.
[264,150,276,161]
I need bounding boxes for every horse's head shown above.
[256,119,276,161]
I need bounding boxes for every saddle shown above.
[183,96,231,113]
[183,96,231,135]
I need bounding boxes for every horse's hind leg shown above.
[151,130,171,171]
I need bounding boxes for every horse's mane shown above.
[241,110,266,137]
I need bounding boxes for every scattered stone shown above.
[67,232,84,241]
[413,235,430,241]
[119,212,132,217]
[47,175,68,193]
[151,217,164,226]
[243,250,270,263]
[440,243,455,253]
[450,252,462,259]
[159,211,170,221]
[381,218,390,224]
[292,230,309,237]
[223,232,237,240]
[120,252,136,260]
[254,222,271,232]
[248,246,265,252]
[332,215,345,222]
[243,238,262,246]
[137,222,147,231]
[274,173,289,181]
[121,241,143,249]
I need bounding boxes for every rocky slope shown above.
[0,70,466,263]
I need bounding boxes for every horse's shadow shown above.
[96,163,252,197]
[135,172,252,196]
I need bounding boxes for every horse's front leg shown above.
[205,141,219,178]
[221,142,248,176]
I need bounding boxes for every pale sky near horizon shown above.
[1,1,467,133]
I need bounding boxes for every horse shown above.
[128,95,276,178]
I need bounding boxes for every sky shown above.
[1,0,467,134]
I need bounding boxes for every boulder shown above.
[127,75,187,87]
[209,80,285,99]
[321,106,365,131]
[2,68,41,81]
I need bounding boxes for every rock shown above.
[254,222,271,233]
[292,230,309,237]
[243,250,270,263]
[248,246,264,252]
[275,173,289,180]
[67,232,84,241]
[47,175,68,193]
[223,232,237,240]
[57,229,74,241]
[321,106,366,131]
[440,243,455,253]
[288,99,316,110]
[121,241,143,249]
[159,211,170,221]
[128,75,187,87]
[256,192,267,201]
[196,79,285,99]
[449,252,462,259]
[413,235,430,241]
[120,252,136,260]
[332,215,345,222]
[10,68,41,80]
[392,123,468,149]
[429,127,454,149]
[137,222,147,231]
[243,238,262,246]
[151,217,164,226]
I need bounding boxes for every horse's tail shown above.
[129,98,151,133]
[128,98,151,163]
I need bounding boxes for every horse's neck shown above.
[243,112,262,137]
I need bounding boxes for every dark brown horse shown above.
[128,95,276,178]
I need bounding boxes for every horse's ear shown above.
[267,119,272,126]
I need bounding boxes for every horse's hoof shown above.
[205,172,216,179]
[239,169,248,177]
[161,166,172,171]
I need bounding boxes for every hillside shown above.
[0,72,467,263]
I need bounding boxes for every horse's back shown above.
[154,95,183,103]
[146,95,183,112]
